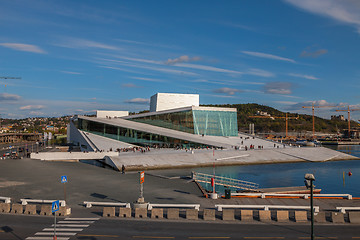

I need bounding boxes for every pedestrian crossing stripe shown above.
[52,200,59,213]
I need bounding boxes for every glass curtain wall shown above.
[78,118,213,149]
[129,109,238,137]
[129,110,194,134]
[192,110,238,136]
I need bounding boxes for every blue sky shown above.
[0,0,360,120]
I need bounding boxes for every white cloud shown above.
[264,82,293,95]
[247,68,275,77]
[300,48,328,58]
[284,0,360,34]
[213,87,242,95]
[0,43,46,54]
[242,51,296,63]
[61,71,82,75]
[289,73,319,80]
[124,98,150,104]
[0,93,21,101]
[165,55,201,65]
[122,83,141,88]
[174,63,243,74]
[56,37,119,50]
[20,105,45,110]
[130,77,166,83]
[287,100,340,110]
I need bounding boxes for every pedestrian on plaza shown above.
[122,165,126,174]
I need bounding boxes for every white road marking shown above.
[35,232,77,236]
[26,237,70,240]
[58,220,94,223]
[43,228,83,231]
[65,217,100,220]
[52,224,89,227]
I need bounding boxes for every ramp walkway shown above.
[192,172,259,191]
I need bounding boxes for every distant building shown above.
[331,115,345,121]
[256,111,271,117]
[150,93,199,112]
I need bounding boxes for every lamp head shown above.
[304,173,315,181]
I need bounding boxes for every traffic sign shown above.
[52,200,60,213]
[61,175,67,183]
[140,171,145,184]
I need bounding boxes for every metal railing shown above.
[215,204,319,213]
[192,172,259,191]
[147,203,200,210]
[83,201,130,208]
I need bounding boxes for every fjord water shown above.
[194,145,360,196]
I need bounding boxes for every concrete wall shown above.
[67,121,94,151]
[150,93,199,112]
[31,151,118,161]
[96,110,129,118]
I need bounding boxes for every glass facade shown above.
[129,109,238,137]
[78,118,214,149]
[192,110,237,136]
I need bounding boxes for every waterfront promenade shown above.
[1,157,359,219]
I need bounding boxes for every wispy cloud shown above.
[284,0,360,34]
[174,63,243,74]
[0,43,46,54]
[122,83,141,88]
[165,55,201,65]
[0,93,21,101]
[20,105,45,110]
[124,98,150,104]
[247,68,275,77]
[300,48,328,58]
[242,51,296,63]
[287,99,340,110]
[213,87,242,95]
[56,37,119,50]
[289,73,319,80]
[264,82,293,95]
[60,71,82,75]
[131,77,166,83]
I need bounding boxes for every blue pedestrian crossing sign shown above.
[61,175,67,183]
[52,200,60,213]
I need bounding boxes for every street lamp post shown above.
[304,173,315,240]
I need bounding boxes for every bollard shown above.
[167,208,179,220]
[203,209,215,221]
[56,206,71,216]
[103,207,115,217]
[240,210,253,221]
[135,208,147,218]
[186,209,198,220]
[151,208,163,219]
[222,209,235,221]
[349,212,360,224]
[314,212,327,223]
[294,211,308,222]
[259,210,271,222]
[119,207,131,218]
[11,204,23,214]
[331,212,344,223]
[24,204,37,215]
[40,205,52,216]
[0,203,10,213]
[276,210,289,222]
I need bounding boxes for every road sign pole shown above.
[54,213,56,240]
[64,183,66,204]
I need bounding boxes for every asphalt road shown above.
[1,214,360,240]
